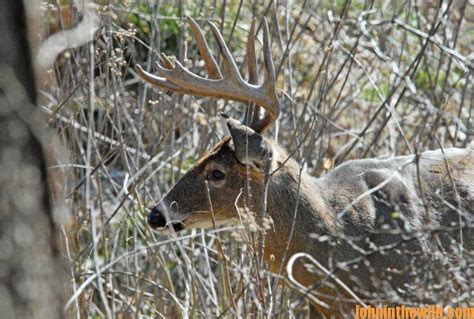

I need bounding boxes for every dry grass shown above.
[36,0,473,317]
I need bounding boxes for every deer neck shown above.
[261,149,337,274]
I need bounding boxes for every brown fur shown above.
[190,136,232,169]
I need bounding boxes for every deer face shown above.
[148,120,272,231]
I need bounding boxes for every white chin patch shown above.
[186,217,239,230]
[155,217,240,236]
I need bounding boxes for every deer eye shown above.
[209,169,225,182]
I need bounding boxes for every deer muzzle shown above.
[148,204,185,231]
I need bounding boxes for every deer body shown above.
[137,17,474,316]
[265,145,473,288]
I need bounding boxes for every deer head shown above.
[136,17,280,231]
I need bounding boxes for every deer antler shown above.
[135,16,280,133]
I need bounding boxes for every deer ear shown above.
[226,118,272,169]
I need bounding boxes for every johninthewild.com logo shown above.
[355,305,474,319]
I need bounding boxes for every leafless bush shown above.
[35,0,472,317]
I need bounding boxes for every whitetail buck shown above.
[137,17,474,317]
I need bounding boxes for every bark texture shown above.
[0,1,63,318]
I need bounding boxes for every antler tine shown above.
[187,17,222,80]
[253,18,279,133]
[247,20,258,85]
[135,17,280,133]
[246,20,262,130]
[262,18,276,90]
[207,22,243,82]
[159,53,174,69]
[135,64,187,93]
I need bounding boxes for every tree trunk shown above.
[0,1,64,318]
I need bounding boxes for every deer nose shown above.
[148,205,186,231]
[148,206,167,228]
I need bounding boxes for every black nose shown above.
[148,206,186,231]
[148,206,167,228]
